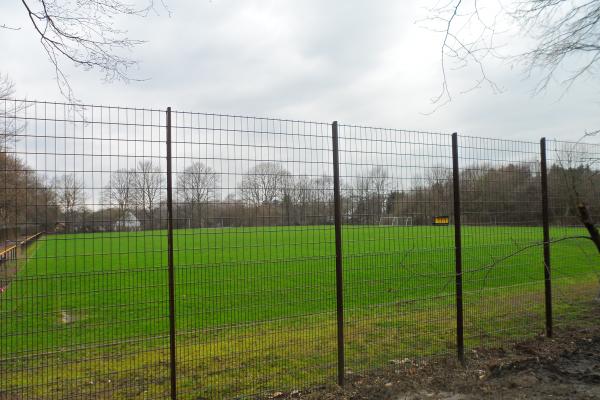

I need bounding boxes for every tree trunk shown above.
[577,203,600,253]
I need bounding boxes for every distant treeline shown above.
[2,152,598,238]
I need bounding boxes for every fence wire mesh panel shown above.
[546,140,600,330]
[337,125,457,371]
[2,98,600,400]
[458,136,547,348]
[0,100,170,398]
[170,112,336,398]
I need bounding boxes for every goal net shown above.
[379,216,413,226]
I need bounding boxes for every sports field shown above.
[1,225,596,356]
[1,225,598,398]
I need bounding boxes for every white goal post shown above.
[378,216,413,226]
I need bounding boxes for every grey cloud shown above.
[0,0,598,142]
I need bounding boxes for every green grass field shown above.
[1,225,598,398]
[1,225,596,353]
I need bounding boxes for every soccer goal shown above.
[379,216,413,226]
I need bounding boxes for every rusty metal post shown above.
[540,137,552,337]
[166,107,177,399]
[451,132,465,364]
[332,121,345,386]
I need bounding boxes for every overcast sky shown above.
[1,0,599,142]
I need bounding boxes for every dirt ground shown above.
[263,304,600,400]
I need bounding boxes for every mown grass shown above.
[2,283,597,399]
[0,225,598,398]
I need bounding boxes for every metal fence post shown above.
[166,107,177,399]
[451,132,465,364]
[331,121,345,386]
[540,137,552,338]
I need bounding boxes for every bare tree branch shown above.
[17,0,167,100]
[425,0,600,109]
[0,23,21,31]
[514,0,600,94]
[422,0,505,111]
[0,75,26,150]
[577,202,600,252]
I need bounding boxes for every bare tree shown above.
[425,0,600,107]
[177,162,218,204]
[422,165,453,216]
[53,173,87,225]
[353,166,389,199]
[132,160,164,226]
[102,169,136,215]
[555,141,600,197]
[552,141,600,243]
[284,176,312,225]
[350,166,390,224]
[177,162,219,227]
[288,175,334,205]
[0,153,57,239]
[4,1,167,99]
[0,74,15,100]
[312,175,334,204]
[239,162,291,205]
[302,175,334,224]
[0,74,25,150]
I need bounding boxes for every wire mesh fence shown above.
[337,125,456,372]
[1,99,599,399]
[458,136,546,349]
[1,100,171,399]
[545,139,600,332]
[169,112,337,397]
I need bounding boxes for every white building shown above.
[113,211,141,231]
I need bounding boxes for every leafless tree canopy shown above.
[132,160,164,223]
[347,166,390,224]
[5,0,165,99]
[177,162,218,205]
[426,0,600,106]
[289,175,333,205]
[239,162,291,205]
[0,74,25,150]
[516,0,600,92]
[53,173,87,217]
[353,166,389,198]
[102,169,136,215]
[553,141,600,213]
[0,152,57,239]
[176,162,219,228]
